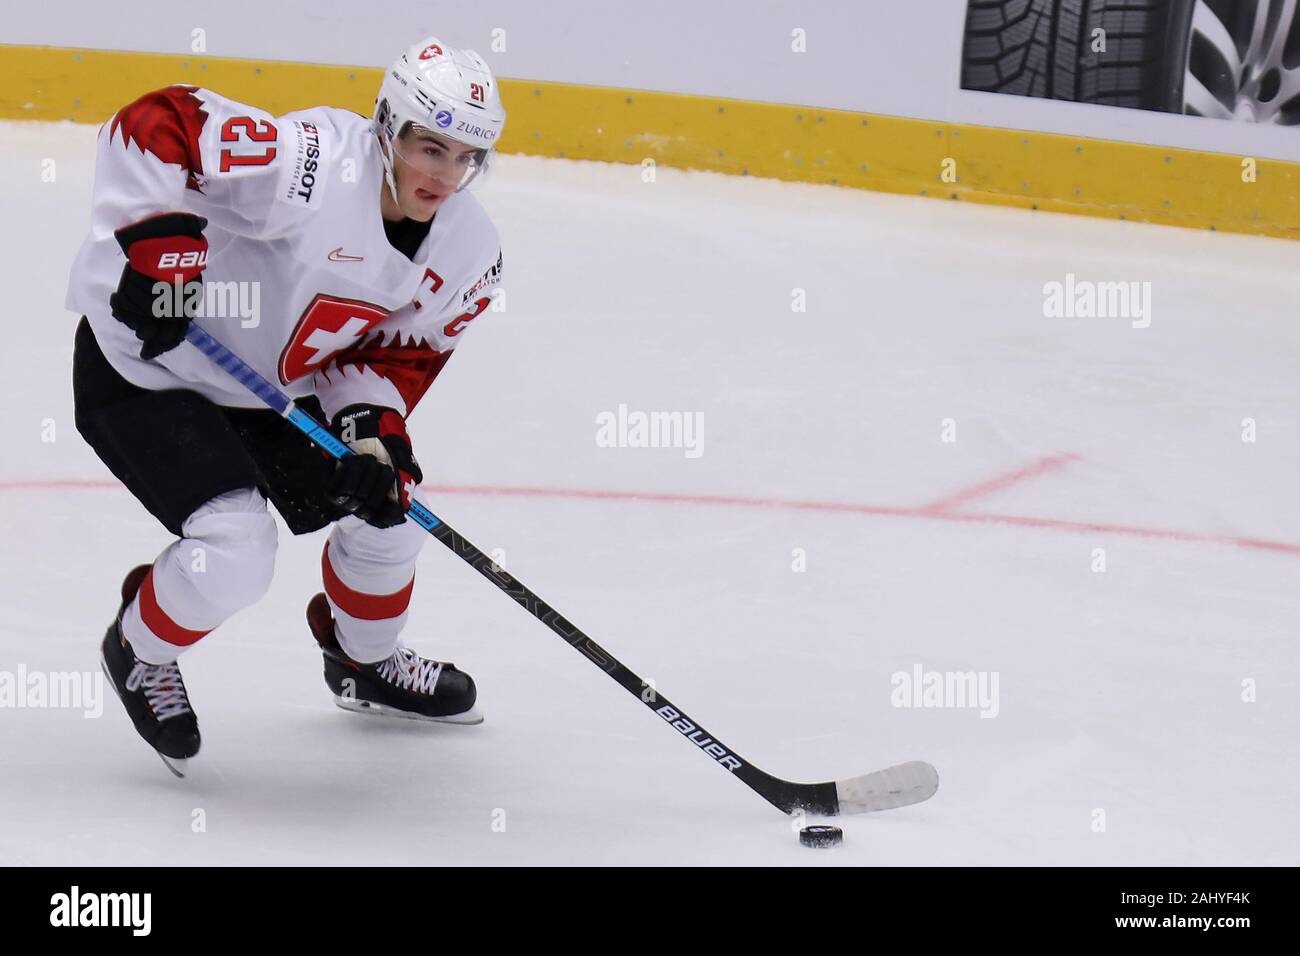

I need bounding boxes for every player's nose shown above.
[427,169,457,193]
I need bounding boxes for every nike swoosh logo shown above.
[328,248,365,262]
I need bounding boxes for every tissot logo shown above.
[297,122,321,203]
[49,886,151,936]
[280,120,323,207]
[461,250,503,304]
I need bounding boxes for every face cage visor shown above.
[386,121,492,191]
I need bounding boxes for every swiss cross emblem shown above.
[419,44,443,60]
[278,294,390,384]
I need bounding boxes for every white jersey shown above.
[67,85,503,419]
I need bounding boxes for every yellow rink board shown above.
[2,44,1295,240]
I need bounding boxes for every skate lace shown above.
[376,646,443,695]
[124,661,192,721]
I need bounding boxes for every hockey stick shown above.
[184,324,938,815]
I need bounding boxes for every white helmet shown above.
[373,37,507,196]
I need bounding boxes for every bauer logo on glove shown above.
[108,212,210,361]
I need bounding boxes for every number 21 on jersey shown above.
[220,117,277,172]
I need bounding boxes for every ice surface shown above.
[1,119,1297,865]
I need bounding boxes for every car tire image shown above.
[961,0,1300,124]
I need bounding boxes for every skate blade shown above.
[157,754,188,778]
[332,695,484,725]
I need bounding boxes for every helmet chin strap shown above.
[378,133,400,205]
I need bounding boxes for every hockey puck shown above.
[799,825,842,848]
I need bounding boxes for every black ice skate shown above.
[307,593,482,724]
[100,564,201,777]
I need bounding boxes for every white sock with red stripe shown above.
[121,487,278,664]
[321,515,427,664]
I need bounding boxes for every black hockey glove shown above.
[109,212,209,360]
[328,404,424,528]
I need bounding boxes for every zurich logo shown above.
[434,110,453,128]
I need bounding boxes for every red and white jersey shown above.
[66,86,503,419]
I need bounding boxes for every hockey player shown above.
[68,37,505,774]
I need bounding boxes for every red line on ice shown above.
[423,483,1300,555]
[6,477,1299,556]
[919,453,1083,513]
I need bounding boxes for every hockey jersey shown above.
[66,86,503,420]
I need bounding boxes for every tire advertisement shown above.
[962,0,1300,125]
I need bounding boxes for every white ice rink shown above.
[2,119,1297,866]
